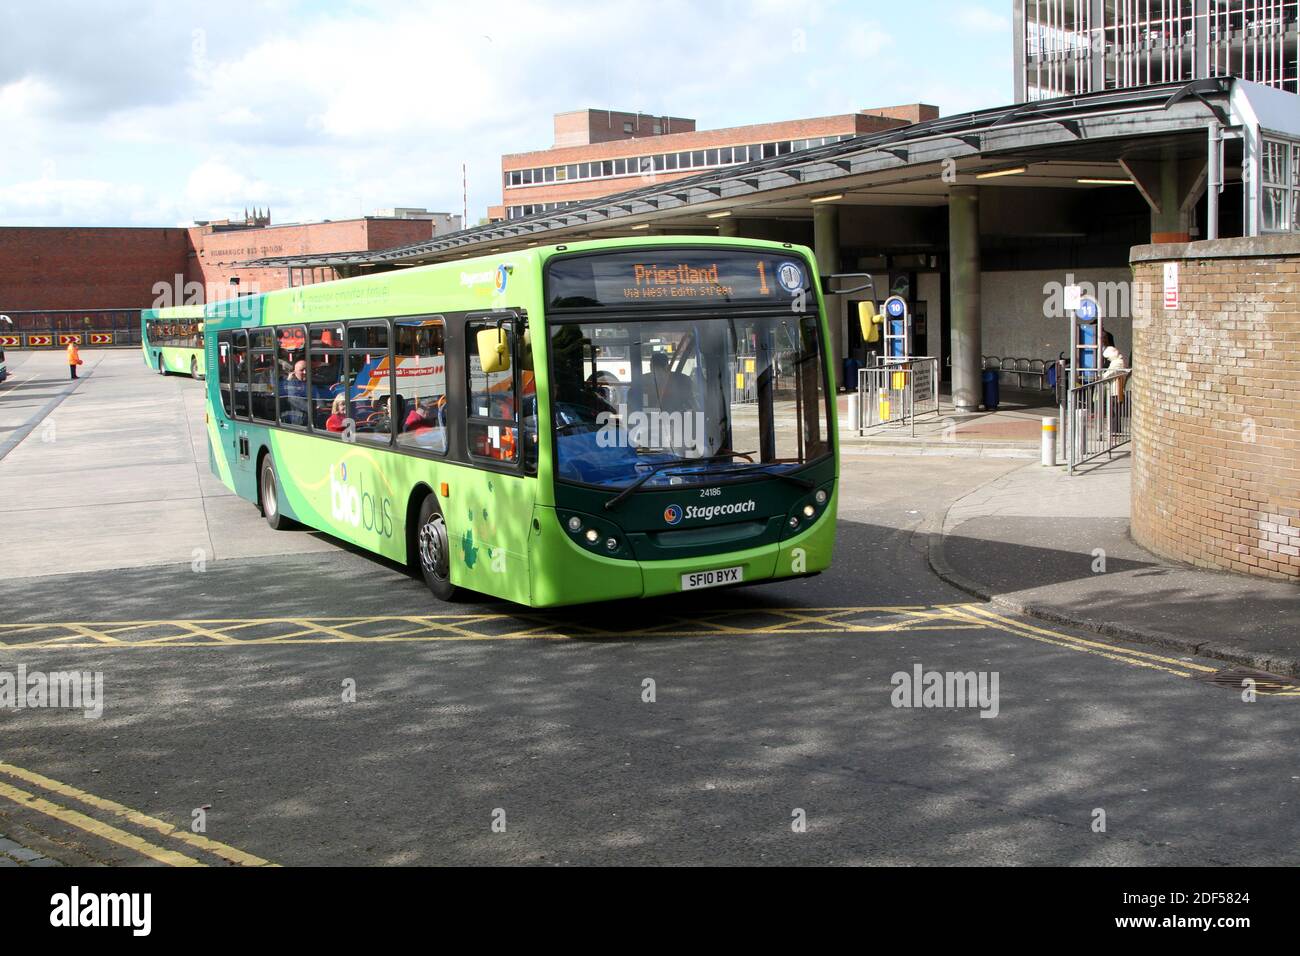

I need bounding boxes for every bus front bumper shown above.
[527,493,837,608]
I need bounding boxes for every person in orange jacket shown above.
[67,341,84,380]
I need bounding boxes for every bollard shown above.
[1041,417,1057,467]
[848,388,860,431]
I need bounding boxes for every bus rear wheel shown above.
[190,356,198,378]
[259,453,294,531]
[415,495,457,601]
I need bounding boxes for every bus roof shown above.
[201,235,816,329]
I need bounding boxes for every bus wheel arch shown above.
[410,487,457,602]
[257,446,294,531]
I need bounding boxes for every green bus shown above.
[203,236,839,606]
[142,305,207,377]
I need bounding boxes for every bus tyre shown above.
[415,495,457,601]
[190,356,198,378]
[259,454,294,531]
[156,354,165,375]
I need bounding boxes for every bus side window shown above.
[394,319,446,454]
[308,324,345,430]
[277,326,308,428]
[218,333,233,417]
[249,329,276,423]
[232,331,250,419]
[348,323,395,445]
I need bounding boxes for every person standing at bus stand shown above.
[66,340,83,380]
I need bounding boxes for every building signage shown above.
[1163,262,1179,310]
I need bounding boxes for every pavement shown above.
[929,450,1300,676]
[0,349,336,578]
[836,385,1056,459]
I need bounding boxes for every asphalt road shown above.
[0,351,1296,866]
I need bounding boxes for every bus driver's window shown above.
[466,320,519,463]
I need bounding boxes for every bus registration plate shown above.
[681,566,743,591]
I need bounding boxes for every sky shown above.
[0,0,1014,229]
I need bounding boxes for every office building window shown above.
[1262,138,1300,233]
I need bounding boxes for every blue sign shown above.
[886,298,906,317]
[1076,297,1098,322]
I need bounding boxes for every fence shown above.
[855,357,940,436]
[0,310,142,349]
[1064,368,1132,473]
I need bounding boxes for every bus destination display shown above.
[547,250,808,309]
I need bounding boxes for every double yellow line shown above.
[0,761,274,866]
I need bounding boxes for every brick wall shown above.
[1130,235,1300,582]
[0,227,190,310]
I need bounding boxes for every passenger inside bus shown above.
[280,360,310,426]
[325,394,348,433]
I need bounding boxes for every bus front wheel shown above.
[415,495,457,601]
[259,454,294,531]
[190,356,198,378]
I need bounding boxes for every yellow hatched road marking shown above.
[0,607,1293,696]
[0,779,202,867]
[0,761,274,867]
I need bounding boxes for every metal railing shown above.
[1065,368,1131,473]
[855,357,940,437]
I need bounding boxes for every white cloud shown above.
[0,0,1009,227]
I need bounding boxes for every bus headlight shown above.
[585,528,600,544]
[789,516,800,528]
[568,516,582,532]
[814,490,828,505]
[605,537,619,552]
[803,504,816,518]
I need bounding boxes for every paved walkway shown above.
[0,349,335,579]
[837,385,1056,458]
[928,450,1300,675]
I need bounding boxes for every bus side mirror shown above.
[858,302,881,344]
[477,327,511,374]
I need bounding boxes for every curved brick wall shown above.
[1130,237,1300,582]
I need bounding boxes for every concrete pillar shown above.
[948,185,982,412]
[1120,148,1208,244]
[813,203,842,389]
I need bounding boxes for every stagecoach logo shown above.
[776,261,803,294]
[329,463,394,539]
[662,500,758,525]
[495,264,509,294]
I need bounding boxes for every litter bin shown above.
[981,368,1000,410]
[842,357,862,391]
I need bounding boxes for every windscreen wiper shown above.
[603,452,757,511]
[682,465,815,491]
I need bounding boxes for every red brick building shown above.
[0,211,455,338]
[490,104,939,221]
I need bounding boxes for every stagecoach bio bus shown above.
[142,304,207,378]
[202,236,840,606]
